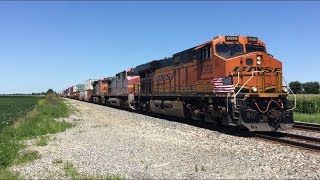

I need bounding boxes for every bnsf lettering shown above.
[155,71,176,83]
[232,66,282,73]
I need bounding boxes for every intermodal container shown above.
[85,79,96,90]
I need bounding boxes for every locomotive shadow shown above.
[134,110,253,138]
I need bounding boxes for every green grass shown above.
[16,151,41,165]
[64,162,79,180]
[0,94,73,179]
[35,136,51,146]
[63,161,123,180]
[0,96,41,130]
[0,168,19,180]
[53,158,63,164]
[293,112,320,124]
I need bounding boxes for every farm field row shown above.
[0,96,42,130]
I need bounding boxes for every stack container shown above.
[79,91,85,100]
[84,79,96,101]
[69,86,74,98]
[85,79,96,90]
[76,84,85,100]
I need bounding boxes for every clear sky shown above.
[0,1,319,94]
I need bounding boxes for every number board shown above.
[247,36,258,42]
[225,36,239,41]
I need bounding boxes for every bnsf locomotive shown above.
[62,35,295,132]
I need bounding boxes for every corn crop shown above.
[288,94,320,114]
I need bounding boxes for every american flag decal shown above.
[211,76,235,93]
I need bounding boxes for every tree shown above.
[46,89,55,95]
[289,81,303,94]
[302,82,320,94]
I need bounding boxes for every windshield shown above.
[246,45,266,53]
[216,43,244,58]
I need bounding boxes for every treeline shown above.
[289,81,320,94]
[1,89,56,96]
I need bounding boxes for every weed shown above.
[35,136,50,146]
[53,159,63,164]
[16,151,41,165]
[63,161,123,180]
[195,164,199,172]
[201,165,206,171]
[63,162,79,180]
[0,167,20,180]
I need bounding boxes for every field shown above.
[0,96,42,130]
[288,94,320,123]
[0,94,73,179]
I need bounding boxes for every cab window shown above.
[197,45,212,60]
[245,45,266,53]
[215,43,244,59]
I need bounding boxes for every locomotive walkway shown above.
[11,99,320,179]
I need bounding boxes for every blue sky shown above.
[0,1,319,94]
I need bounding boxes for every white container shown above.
[85,79,96,90]
[79,91,85,100]
[73,86,77,93]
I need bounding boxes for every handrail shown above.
[234,70,262,97]
[282,74,296,110]
[226,72,239,113]
[234,72,240,88]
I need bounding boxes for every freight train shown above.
[61,35,296,132]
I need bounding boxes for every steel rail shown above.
[293,121,320,131]
[255,132,320,151]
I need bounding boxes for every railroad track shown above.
[255,132,320,151]
[293,121,320,131]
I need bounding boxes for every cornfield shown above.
[288,94,320,114]
[0,96,41,130]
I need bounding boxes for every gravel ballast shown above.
[11,99,320,179]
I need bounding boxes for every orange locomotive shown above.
[133,35,294,131]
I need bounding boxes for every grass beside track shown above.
[0,94,73,179]
[293,112,320,124]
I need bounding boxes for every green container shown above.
[76,84,85,92]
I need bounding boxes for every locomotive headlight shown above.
[251,86,258,93]
[257,55,262,61]
[257,60,262,65]
[282,86,288,93]
[257,55,262,65]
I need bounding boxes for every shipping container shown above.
[84,90,93,101]
[85,79,96,90]
[76,84,85,92]
[79,91,85,100]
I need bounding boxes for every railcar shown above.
[91,78,113,104]
[106,69,140,109]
